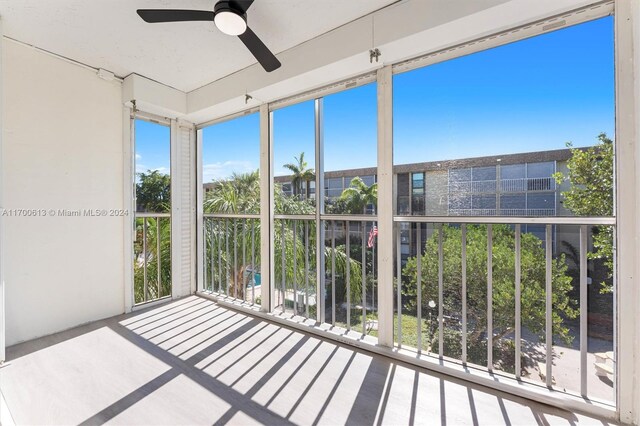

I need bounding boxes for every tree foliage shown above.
[136,170,171,213]
[202,155,363,307]
[553,133,614,292]
[134,216,172,303]
[402,224,577,367]
[283,152,315,200]
[204,170,260,214]
[337,177,378,214]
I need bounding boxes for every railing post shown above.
[377,65,394,347]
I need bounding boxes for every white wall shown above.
[2,41,124,345]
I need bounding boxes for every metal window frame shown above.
[0,17,5,362]
[188,1,635,420]
[129,113,174,308]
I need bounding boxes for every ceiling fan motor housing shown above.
[214,1,248,36]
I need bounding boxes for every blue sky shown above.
[135,119,170,178]
[137,16,614,181]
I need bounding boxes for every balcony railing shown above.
[501,177,556,192]
[450,208,556,217]
[500,208,556,216]
[134,213,171,305]
[274,215,316,318]
[448,177,556,194]
[320,216,378,335]
[203,213,260,305]
[272,214,378,336]
[449,209,497,216]
[393,215,616,403]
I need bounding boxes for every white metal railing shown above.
[500,208,556,216]
[273,214,379,338]
[501,177,556,192]
[450,208,557,217]
[274,216,316,319]
[203,213,260,305]
[449,209,497,216]
[393,216,615,402]
[449,177,556,194]
[321,217,378,336]
[134,212,171,305]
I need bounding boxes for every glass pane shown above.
[393,17,614,218]
[274,218,316,317]
[201,113,260,214]
[135,119,171,213]
[273,100,316,214]
[324,83,377,215]
[134,119,171,304]
[472,166,496,182]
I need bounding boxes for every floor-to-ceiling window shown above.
[322,83,378,335]
[272,100,317,318]
[200,112,261,305]
[393,16,615,403]
[193,8,617,411]
[269,83,378,333]
[134,118,172,304]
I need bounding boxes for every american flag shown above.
[367,225,378,248]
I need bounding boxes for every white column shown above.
[188,123,197,295]
[123,107,134,312]
[615,0,640,423]
[0,16,5,361]
[196,128,204,294]
[260,104,273,312]
[377,65,394,347]
[170,119,181,299]
[315,98,325,324]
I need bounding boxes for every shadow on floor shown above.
[1,296,618,425]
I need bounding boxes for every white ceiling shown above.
[0,0,398,92]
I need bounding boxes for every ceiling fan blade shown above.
[238,27,281,72]
[229,0,255,14]
[137,10,214,23]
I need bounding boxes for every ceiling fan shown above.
[137,0,281,72]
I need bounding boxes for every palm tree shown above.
[283,152,315,200]
[201,169,361,309]
[339,177,378,214]
[204,170,260,214]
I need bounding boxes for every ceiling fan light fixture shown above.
[214,3,247,36]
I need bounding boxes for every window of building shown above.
[500,193,526,210]
[500,164,526,180]
[412,172,424,194]
[472,194,497,210]
[527,192,555,210]
[527,162,555,178]
[472,166,496,181]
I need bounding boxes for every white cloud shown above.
[203,160,255,183]
[135,154,142,160]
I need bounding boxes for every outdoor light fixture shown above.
[214,2,247,36]
[428,300,436,308]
